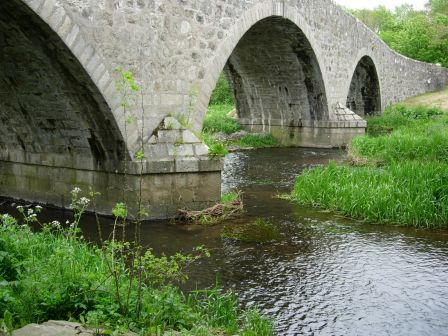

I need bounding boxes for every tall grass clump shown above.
[292,103,448,228]
[293,162,448,228]
[203,104,241,135]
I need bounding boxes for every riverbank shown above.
[292,88,448,228]
[0,204,272,335]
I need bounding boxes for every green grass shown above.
[292,104,448,228]
[201,104,280,156]
[351,105,448,163]
[203,104,240,135]
[221,191,240,205]
[234,134,279,148]
[292,162,448,228]
[209,73,234,106]
[0,214,272,334]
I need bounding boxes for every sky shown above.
[334,0,427,10]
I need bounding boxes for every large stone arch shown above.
[194,1,329,131]
[346,55,382,117]
[0,0,133,170]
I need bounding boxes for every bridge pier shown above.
[0,117,223,220]
[239,104,367,148]
[0,160,222,220]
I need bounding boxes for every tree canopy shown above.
[349,0,448,67]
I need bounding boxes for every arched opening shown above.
[346,56,381,117]
[205,16,328,136]
[0,1,125,167]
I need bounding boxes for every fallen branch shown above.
[176,199,243,224]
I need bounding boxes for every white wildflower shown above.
[79,197,90,206]
[27,208,34,215]
[71,187,82,195]
[50,220,61,229]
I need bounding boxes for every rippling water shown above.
[3,148,448,335]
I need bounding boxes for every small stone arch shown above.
[346,55,382,117]
[195,1,329,130]
[0,0,131,168]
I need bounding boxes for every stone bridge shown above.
[1,0,447,218]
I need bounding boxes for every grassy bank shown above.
[292,94,448,228]
[0,208,272,335]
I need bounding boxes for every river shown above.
[2,148,448,335]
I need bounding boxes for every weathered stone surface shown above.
[12,320,137,336]
[0,0,447,218]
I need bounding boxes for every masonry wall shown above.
[25,0,448,153]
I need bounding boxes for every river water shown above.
[3,148,448,335]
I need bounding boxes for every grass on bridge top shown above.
[292,87,448,229]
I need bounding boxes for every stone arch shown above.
[195,1,329,130]
[346,55,382,117]
[0,0,131,169]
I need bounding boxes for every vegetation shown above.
[349,1,448,67]
[221,218,281,243]
[209,73,234,106]
[234,134,279,149]
[0,201,272,335]
[350,105,448,164]
[202,74,281,156]
[292,102,448,228]
[203,104,241,135]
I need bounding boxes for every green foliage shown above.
[241,309,274,336]
[203,104,241,135]
[350,3,448,67]
[235,134,279,148]
[350,105,448,163]
[112,203,128,219]
[221,191,239,205]
[208,142,229,158]
[209,73,234,106]
[221,218,281,243]
[292,161,448,228]
[0,212,271,334]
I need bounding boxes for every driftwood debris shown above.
[176,199,243,223]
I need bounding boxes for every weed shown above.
[0,208,271,333]
[203,104,240,135]
[234,134,279,148]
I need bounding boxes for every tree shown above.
[350,2,448,68]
